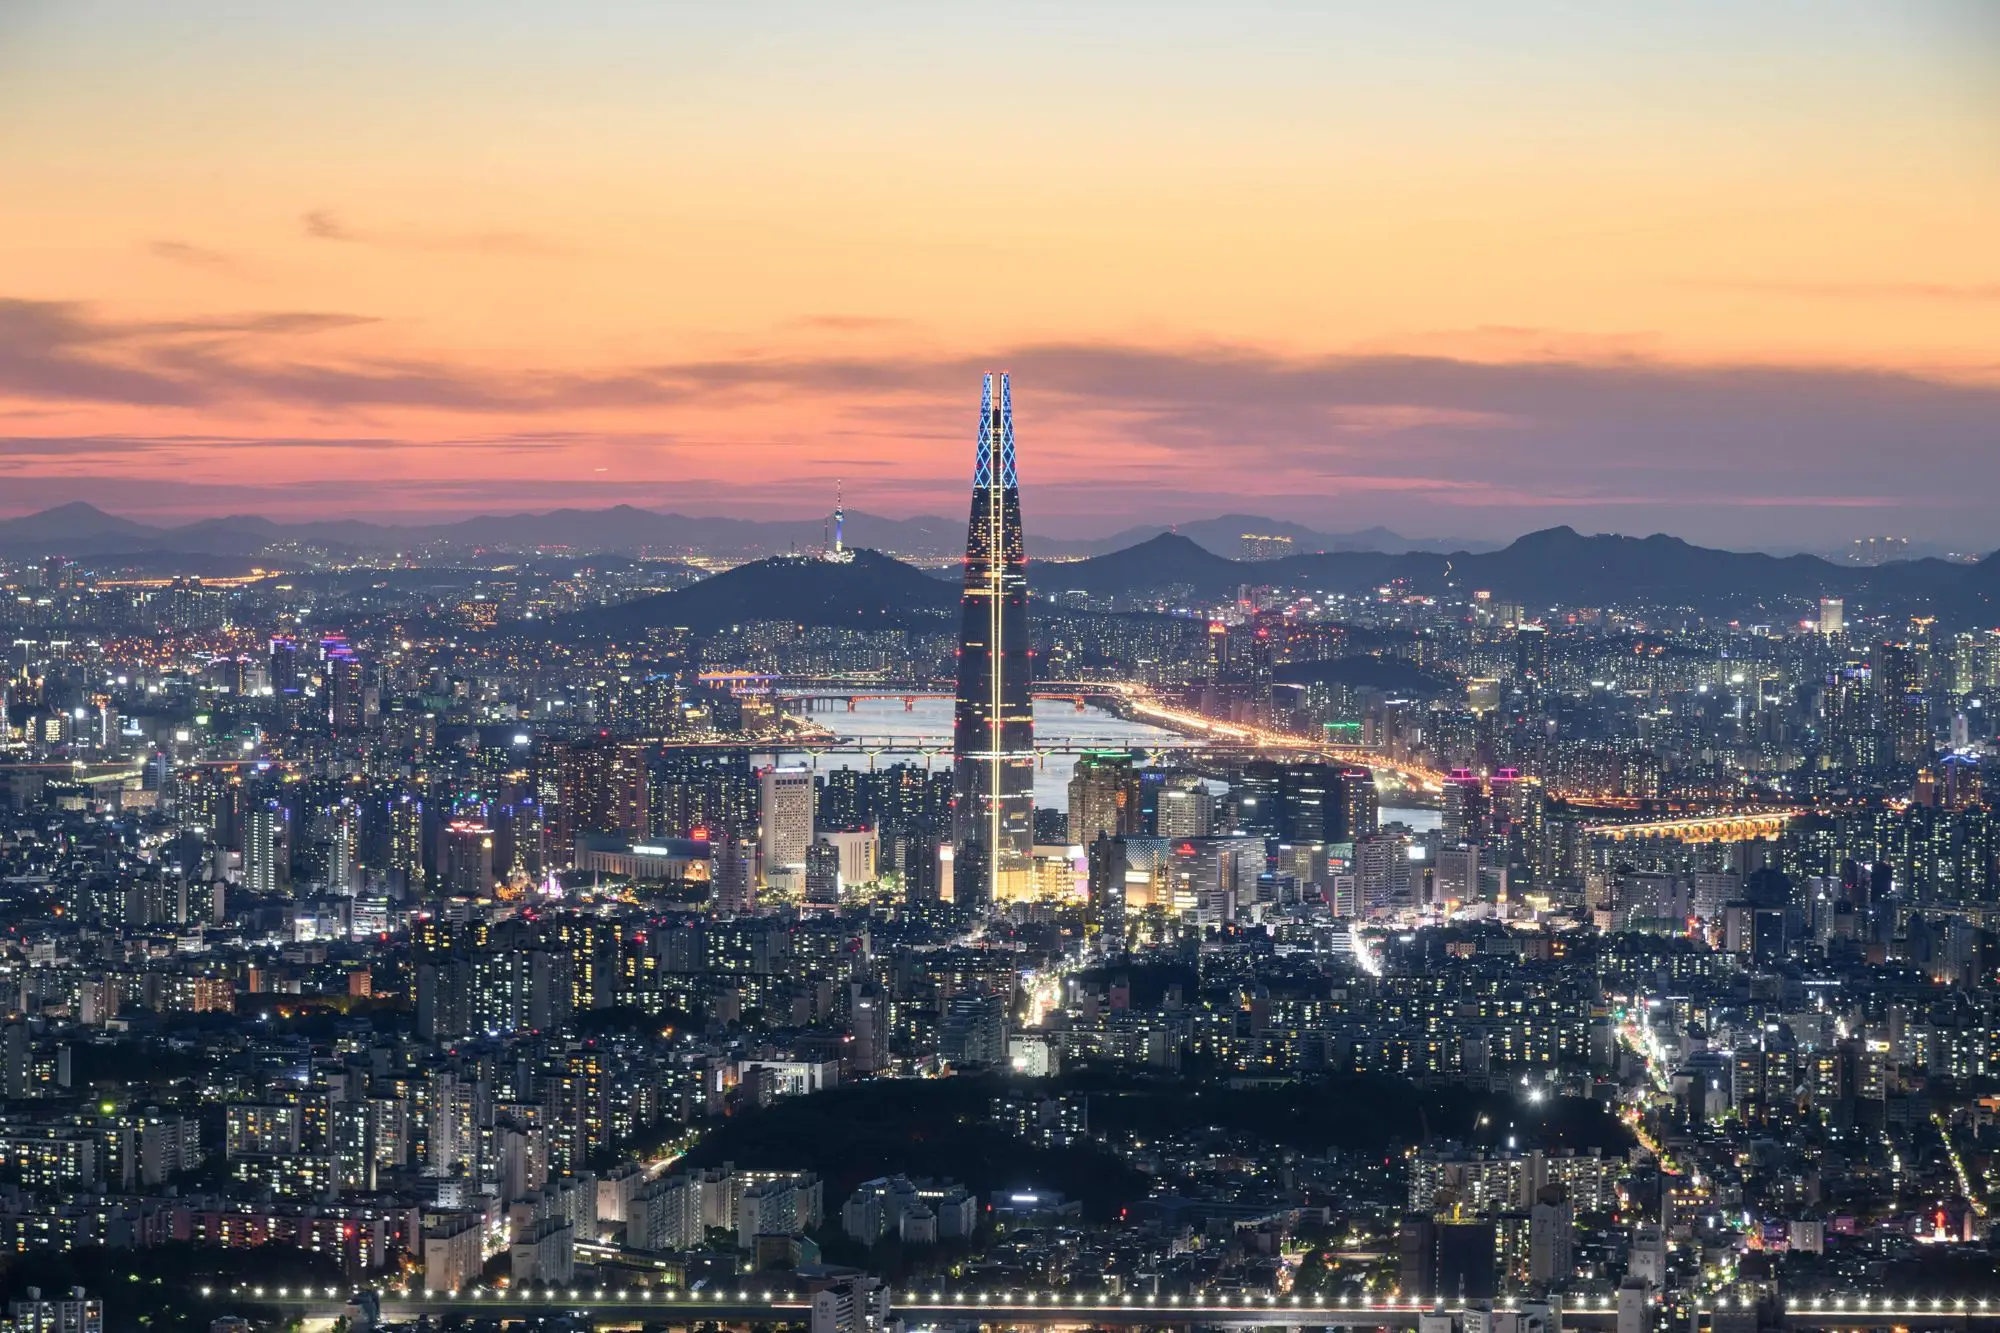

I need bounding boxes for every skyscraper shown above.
[952,372,1034,908]
[1157,775,1214,839]
[550,739,649,861]
[1068,750,1139,847]
[759,765,816,891]
[243,798,290,897]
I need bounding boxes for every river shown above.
[781,695,1184,804]
[783,695,1441,829]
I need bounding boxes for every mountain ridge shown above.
[9,503,2000,626]
[0,502,1489,562]
[1050,523,2000,624]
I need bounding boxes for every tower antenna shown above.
[825,478,853,562]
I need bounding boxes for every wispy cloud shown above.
[301,208,568,255]
[146,240,243,273]
[300,210,355,242]
[790,314,917,332]
[0,298,526,410]
[6,297,2000,543]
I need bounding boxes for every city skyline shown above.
[2,4,1998,545]
[10,4,2000,1323]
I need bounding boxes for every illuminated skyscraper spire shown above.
[951,372,1033,909]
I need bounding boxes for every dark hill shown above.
[0,501,155,552]
[1049,533,1437,601]
[1272,547,1447,591]
[1451,526,1843,607]
[1045,532,1245,599]
[1938,550,2000,627]
[680,1077,1147,1221]
[1274,655,1456,698]
[564,548,957,635]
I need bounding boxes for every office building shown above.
[1156,775,1213,838]
[760,766,816,890]
[804,839,842,906]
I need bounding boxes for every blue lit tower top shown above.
[971,372,1018,489]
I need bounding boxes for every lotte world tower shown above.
[950,372,1035,909]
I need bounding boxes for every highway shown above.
[1108,686,1449,792]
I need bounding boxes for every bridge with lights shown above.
[207,1282,2000,1331]
[221,1285,1611,1329]
[1582,809,1803,842]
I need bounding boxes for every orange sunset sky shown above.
[2,2,1998,546]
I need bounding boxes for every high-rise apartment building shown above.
[1239,533,1294,561]
[654,747,756,841]
[388,792,425,888]
[551,739,649,860]
[440,820,495,896]
[242,799,289,897]
[328,648,368,734]
[951,372,1033,908]
[1068,751,1139,847]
